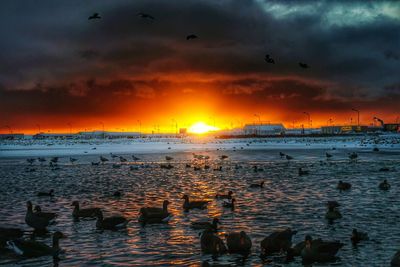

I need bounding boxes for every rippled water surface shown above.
[1,146,400,266]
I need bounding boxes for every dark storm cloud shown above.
[0,0,399,120]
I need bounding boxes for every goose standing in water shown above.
[191,218,220,231]
[96,210,128,230]
[25,201,51,231]
[182,195,209,211]
[226,231,252,254]
[200,229,227,255]
[326,152,333,159]
[348,152,358,160]
[71,201,101,219]
[7,231,65,258]
[301,235,343,263]
[260,228,297,255]
[69,157,78,164]
[285,155,293,161]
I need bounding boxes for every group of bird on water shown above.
[2,146,399,265]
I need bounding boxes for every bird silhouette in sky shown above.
[299,62,309,68]
[137,12,155,20]
[88,13,101,20]
[264,54,275,64]
[186,34,198,40]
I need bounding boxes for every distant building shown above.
[179,128,187,135]
[243,124,285,136]
[321,125,368,134]
[33,133,77,139]
[78,131,141,139]
[0,133,24,140]
[384,123,400,132]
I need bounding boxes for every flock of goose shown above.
[1,147,399,266]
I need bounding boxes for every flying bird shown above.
[186,34,198,40]
[299,62,309,68]
[137,12,155,20]
[88,13,101,20]
[264,54,275,64]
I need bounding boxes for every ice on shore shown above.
[0,134,399,158]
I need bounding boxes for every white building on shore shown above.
[243,124,286,135]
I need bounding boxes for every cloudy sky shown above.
[0,0,399,133]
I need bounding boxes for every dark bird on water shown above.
[137,12,155,20]
[88,13,101,20]
[250,181,264,188]
[71,201,101,219]
[7,231,65,258]
[337,180,351,190]
[326,152,333,158]
[351,229,368,245]
[95,210,128,230]
[264,54,275,64]
[299,62,309,68]
[37,189,54,197]
[186,34,198,40]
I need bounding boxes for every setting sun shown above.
[188,122,219,134]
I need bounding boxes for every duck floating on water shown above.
[34,206,57,223]
[182,195,209,211]
[138,200,172,224]
[0,227,23,248]
[325,202,342,220]
[95,210,128,230]
[301,235,343,264]
[260,228,297,256]
[351,228,368,245]
[249,181,264,188]
[226,231,252,254]
[191,218,220,231]
[391,250,400,267]
[71,201,101,219]
[298,168,309,176]
[379,179,391,190]
[7,231,65,258]
[25,201,51,231]
[200,229,227,255]
[337,180,352,190]
[37,189,54,197]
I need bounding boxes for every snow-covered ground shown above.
[0,134,399,158]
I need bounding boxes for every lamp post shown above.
[352,109,360,126]
[254,114,261,135]
[99,121,105,139]
[137,120,141,138]
[67,123,72,134]
[303,112,311,128]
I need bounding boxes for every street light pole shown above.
[352,109,360,126]
[303,112,311,128]
[100,121,105,139]
[137,120,141,138]
[254,114,261,135]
